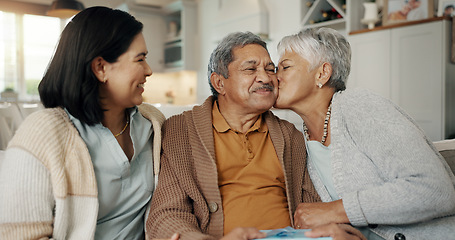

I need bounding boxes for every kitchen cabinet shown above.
[347,19,455,140]
[131,10,167,72]
[127,0,198,72]
[301,0,346,30]
[162,0,198,71]
[301,0,371,33]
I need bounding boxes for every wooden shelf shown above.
[349,16,449,35]
[301,0,346,28]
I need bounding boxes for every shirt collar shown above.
[129,106,139,120]
[212,101,268,134]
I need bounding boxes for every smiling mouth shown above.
[138,83,145,88]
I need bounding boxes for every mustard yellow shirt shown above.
[212,101,291,234]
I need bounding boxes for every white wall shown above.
[195,0,303,103]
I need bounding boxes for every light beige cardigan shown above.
[0,103,165,240]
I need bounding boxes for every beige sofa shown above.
[433,139,455,174]
[0,139,454,172]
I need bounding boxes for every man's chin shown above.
[257,103,275,113]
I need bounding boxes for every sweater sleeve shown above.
[146,150,215,240]
[145,116,217,240]
[335,90,455,226]
[0,148,54,239]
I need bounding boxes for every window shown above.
[0,11,63,101]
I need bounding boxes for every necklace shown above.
[303,101,332,144]
[114,114,129,138]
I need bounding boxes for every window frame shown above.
[0,9,65,101]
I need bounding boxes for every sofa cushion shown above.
[433,139,455,175]
[440,150,455,175]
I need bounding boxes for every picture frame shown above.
[438,0,455,17]
[383,0,434,26]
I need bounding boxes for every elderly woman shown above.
[274,27,455,240]
[0,7,178,240]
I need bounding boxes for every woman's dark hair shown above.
[38,6,143,125]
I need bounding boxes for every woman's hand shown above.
[294,200,349,229]
[221,227,267,240]
[304,223,366,240]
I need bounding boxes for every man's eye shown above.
[283,66,290,70]
[244,68,256,72]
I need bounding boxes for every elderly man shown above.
[145,32,363,240]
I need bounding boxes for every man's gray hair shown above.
[277,27,351,91]
[208,31,268,98]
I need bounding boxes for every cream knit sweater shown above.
[0,103,165,239]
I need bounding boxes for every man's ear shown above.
[315,62,332,87]
[210,72,226,96]
[91,56,107,83]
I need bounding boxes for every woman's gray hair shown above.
[208,31,268,98]
[277,27,351,91]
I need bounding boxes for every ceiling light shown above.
[47,0,85,19]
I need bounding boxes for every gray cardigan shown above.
[308,89,455,240]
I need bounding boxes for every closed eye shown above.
[283,66,290,70]
[266,68,276,73]
[243,67,257,72]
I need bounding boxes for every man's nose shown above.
[256,68,272,83]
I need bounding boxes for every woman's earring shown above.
[317,82,323,88]
[103,66,107,83]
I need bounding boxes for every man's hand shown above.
[304,223,366,240]
[294,200,349,229]
[221,227,267,240]
[170,233,179,240]
[154,233,180,240]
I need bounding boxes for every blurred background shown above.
[0,0,454,150]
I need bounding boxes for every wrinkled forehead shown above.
[231,44,272,65]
